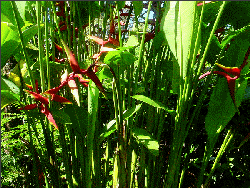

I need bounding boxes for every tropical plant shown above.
[1,1,250,188]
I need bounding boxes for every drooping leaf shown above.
[132,127,159,156]
[132,95,176,115]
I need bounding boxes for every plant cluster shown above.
[1,1,250,188]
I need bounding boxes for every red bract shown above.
[144,32,155,43]
[213,71,238,104]
[199,47,250,108]
[215,63,241,77]
[89,36,109,46]
[55,43,63,53]
[61,40,82,73]
[19,80,71,129]
[61,40,106,96]
[108,37,120,46]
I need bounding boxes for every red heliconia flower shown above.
[199,46,250,108]
[61,40,106,97]
[108,36,120,46]
[89,36,109,46]
[19,80,72,129]
[54,43,63,53]
[215,63,241,77]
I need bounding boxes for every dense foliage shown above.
[1,1,250,188]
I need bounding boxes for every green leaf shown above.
[1,90,20,109]
[104,49,135,73]
[132,1,143,17]
[1,1,25,28]
[99,104,142,144]
[116,1,125,10]
[22,24,39,45]
[132,95,176,115]
[205,78,247,142]
[160,1,196,79]
[15,1,26,22]
[132,127,159,156]
[1,22,20,67]
[221,25,250,50]
[1,77,20,94]
[124,35,139,47]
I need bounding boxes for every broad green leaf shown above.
[1,1,25,27]
[22,24,39,45]
[104,49,135,74]
[160,1,196,79]
[15,1,26,22]
[205,78,247,142]
[124,35,139,47]
[1,22,20,67]
[220,25,250,50]
[132,1,143,17]
[132,95,176,115]
[132,127,159,156]
[1,77,20,94]
[116,1,125,10]
[1,90,20,109]
[205,34,250,142]
[219,2,250,30]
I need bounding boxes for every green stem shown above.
[134,1,152,92]
[11,1,35,90]
[116,2,122,47]
[87,80,99,188]
[45,8,50,91]
[204,129,234,188]
[37,1,45,92]
[195,1,228,81]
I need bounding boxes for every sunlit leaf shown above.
[132,127,159,156]
[132,95,176,115]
